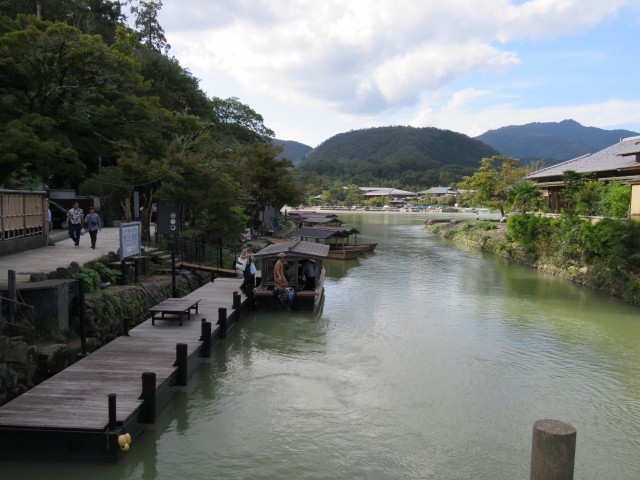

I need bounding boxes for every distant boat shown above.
[252,240,329,313]
[290,225,376,260]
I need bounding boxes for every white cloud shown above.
[157,0,640,145]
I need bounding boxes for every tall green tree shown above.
[129,0,168,52]
[0,18,147,187]
[456,155,526,216]
[507,181,543,215]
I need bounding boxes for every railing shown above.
[155,235,242,270]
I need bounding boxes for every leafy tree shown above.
[209,97,275,144]
[129,0,168,52]
[0,18,148,187]
[574,179,602,216]
[507,181,543,215]
[456,155,526,216]
[598,183,630,218]
[238,142,305,221]
[344,184,364,206]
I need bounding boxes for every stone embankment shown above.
[427,220,620,296]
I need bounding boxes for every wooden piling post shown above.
[218,307,227,339]
[530,419,576,480]
[201,321,212,358]
[78,278,88,357]
[233,291,241,309]
[139,372,157,423]
[174,343,188,386]
[108,393,117,430]
[171,252,177,297]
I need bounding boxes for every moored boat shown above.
[327,244,367,260]
[253,240,329,313]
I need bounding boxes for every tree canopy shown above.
[0,3,304,245]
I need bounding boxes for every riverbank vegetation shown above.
[429,214,640,306]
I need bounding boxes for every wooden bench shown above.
[148,298,201,326]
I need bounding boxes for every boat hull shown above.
[327,245,367,260]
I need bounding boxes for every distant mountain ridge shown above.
[273,139,313,164]
[294,126,498,188]
[475,119,639,163]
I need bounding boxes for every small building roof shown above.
[362,188,417,197]
[527,135,640,181]
[418,187,459,195]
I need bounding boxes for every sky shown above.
[155,0,640,148]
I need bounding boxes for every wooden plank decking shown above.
[0,277,246,460]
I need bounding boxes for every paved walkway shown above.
[0,227,124,286]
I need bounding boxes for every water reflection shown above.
[4,212,640,480]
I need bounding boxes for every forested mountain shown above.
[476,119,639,164]
[273,139,312,164]
[296,126,498,189]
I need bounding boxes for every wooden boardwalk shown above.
[0,277,247,461]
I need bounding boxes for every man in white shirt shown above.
[67,202,84,247]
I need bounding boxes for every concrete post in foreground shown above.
[530,419,576,480]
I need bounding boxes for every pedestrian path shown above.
[0,227,123,286]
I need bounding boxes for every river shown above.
[4,212,640,479]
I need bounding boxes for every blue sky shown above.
[156,0,640,147]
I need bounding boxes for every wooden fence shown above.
[0,190,48,256]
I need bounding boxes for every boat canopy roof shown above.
[254,240,330,260]
[293,227,349,240]
[313,224,360,234]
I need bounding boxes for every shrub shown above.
[505,214,555,255]
[622,278,640,306]
[74,268,101,292]
[581,219,640,271]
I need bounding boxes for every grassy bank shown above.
[428,217,640,306]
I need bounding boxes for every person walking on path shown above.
[240,255,256,294]
[84,206,102,249]
[66,202,84,247]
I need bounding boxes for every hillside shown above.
[476,119,639,163]
[296,126,498,188]
[273,139,313,164]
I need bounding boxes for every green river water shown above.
[4,212,640,479]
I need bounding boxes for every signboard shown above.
[119,222,141,261]
[156,199,180,235]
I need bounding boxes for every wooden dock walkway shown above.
[0,277,247,461]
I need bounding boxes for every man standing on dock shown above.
[274,253,287,291]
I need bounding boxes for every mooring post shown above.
[8,270,15,325]
[108,393,117,430]
[134,256,139,284]
[233,291,241,310]
[530,419,576,480]
[218,307,227,339]
[123,316,130,336]
[78,277,88,357]
[174,343,188,386]
[140,372,157,424]
[171,252,177,297]
[201,321,212,358]
[247,287,254,310]
[199,318,206,340]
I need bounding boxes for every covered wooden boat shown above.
[291,226,375,259]
[253,240,329,313]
